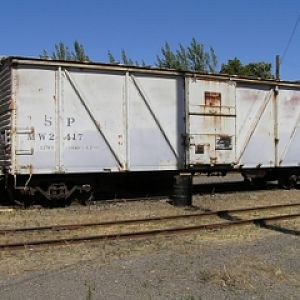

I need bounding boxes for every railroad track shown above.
[0,203,299,251]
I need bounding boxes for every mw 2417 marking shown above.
[28,133,83,141]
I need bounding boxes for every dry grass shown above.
[0,217,298,278]
[0,188,299,230]
[192,189,300,211]
[0,188,299,280]
[195,259,300,291]
[1,203,298,245]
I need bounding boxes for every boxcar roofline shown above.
[2,56,300,89]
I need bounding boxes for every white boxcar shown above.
[0,57,299,203]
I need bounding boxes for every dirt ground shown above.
[0,178,299,299]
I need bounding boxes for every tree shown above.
[40,41,89,62]
[208,47,218,73]
[156,42,179,69]
[42,40,272,79]
[107,49,146,66]
[187,38,207,71]
[220,58,243,75]
[40,49,49,59]
[108,50,118,64]
[176,44,189,71]
[51,42,72,61]
[155,38,218,73]
[220,58,273,79]
[72,40,89,62]
[121,49,134,65]
[243,62,273,79]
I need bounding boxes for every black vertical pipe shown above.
[276,55,280,80]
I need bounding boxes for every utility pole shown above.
[275,55,280,80]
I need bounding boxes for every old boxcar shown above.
[0,57,299,204]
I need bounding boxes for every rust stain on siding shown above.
[205,92,221,106]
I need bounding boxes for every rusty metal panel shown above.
[188,78,236,107]
[187,78,236,166]
[205,91,221,106]
[235,85,275,168]
[277,88,300,167]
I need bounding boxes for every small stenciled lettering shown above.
[28,133,35,141]
[84,145,99,151]
[63,133,83,141]
[49,133,55,140]
[40,145,54,151]
[44,115,76,127]
[44,115,53,127]
[38,144,99,151]
[67,117,75,127]
[28,132,84,141]
[38,133,47,140]
[67,145,100,151]
[67,145,82,150]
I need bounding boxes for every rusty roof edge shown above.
[8,56,183,76]
[4,56,300,88]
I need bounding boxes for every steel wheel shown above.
[278,174,297,190]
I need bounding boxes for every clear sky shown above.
[1,0,300,80]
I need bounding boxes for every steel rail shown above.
[1,202,299,234]
[0,213,299,251]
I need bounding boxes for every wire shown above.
[281,14,300,64]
